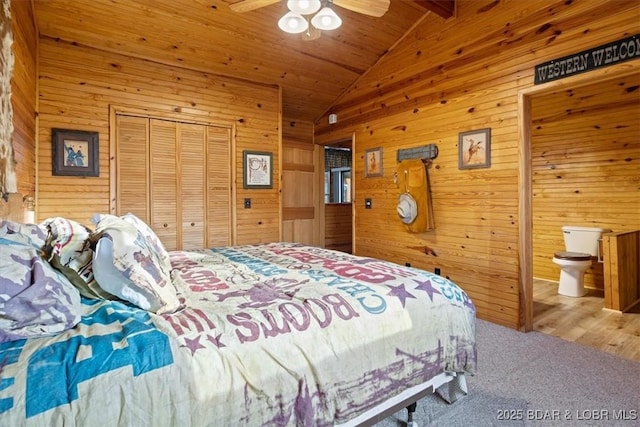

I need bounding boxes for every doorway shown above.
[520,65,640,335]
[324,140,353,253]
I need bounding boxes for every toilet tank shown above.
[562,226,611,255]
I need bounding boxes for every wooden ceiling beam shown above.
[413,0,455,19]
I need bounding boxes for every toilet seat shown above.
[553,251,592,261]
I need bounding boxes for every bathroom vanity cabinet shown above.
[602,230,640,312]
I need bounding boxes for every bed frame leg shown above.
[406,402,418,427]
[436,373,468,404]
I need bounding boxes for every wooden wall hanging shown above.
[396,158,434,233]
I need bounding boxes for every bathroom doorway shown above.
[520,65,640,360]
[323,140,354,253]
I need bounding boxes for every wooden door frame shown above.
[518,63,640,331]
[317,134,355,251]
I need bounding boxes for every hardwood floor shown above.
[533,278,640,363]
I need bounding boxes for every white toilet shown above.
[552,226,610,297]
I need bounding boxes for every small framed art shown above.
[243,150,273,189]
[52,128,99,176]
[365,147,383,177]
[459,128,491,169]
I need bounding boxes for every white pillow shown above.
[91,214,181,314]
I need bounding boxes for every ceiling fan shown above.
[229,0,390,17]
[229,0,391,40]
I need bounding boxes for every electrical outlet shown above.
[434,267,441,275]
[244,198,251,209]
[405,262,411,267]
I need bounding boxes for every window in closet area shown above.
[324,147,352,204]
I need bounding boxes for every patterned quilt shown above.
[0,242,476,426]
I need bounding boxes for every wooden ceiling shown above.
[33,0,454,122]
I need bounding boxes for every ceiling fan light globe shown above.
[311,6,342,31]
[287,0,321,15]
[278,11,309,34]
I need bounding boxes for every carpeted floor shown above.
[375,319,640,426]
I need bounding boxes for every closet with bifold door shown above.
[115,114,233,251]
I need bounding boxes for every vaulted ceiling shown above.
[33,0,454,122]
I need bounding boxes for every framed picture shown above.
[52,128,99,176]
[459,128,491,169]
[365,147,383,177]
[243,150,273,189]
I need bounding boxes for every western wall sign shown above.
[534,34,640,84]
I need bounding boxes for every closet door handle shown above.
[163,223,168,228]
[190,222,195,227]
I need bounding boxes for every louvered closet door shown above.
[115,114,233,251]
[116,115,149,220]
[180,124,206,250]
[207,126,232,246]
[150,119,178,250]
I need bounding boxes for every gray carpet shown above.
[376,319,640,427]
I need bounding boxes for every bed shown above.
[0,198,476,426]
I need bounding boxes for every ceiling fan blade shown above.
[228,0,280,13]
[332,0,390,17]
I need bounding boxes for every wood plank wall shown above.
[531,75,640,290]
[325,203,353,253]
[9,0,37,196]
[36,38,281,244]
[315,0,640,329]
